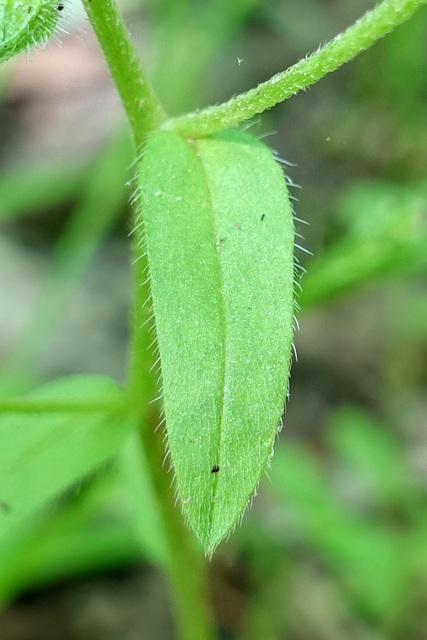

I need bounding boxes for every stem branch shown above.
[164,0,427,137]
[127,223,216,640]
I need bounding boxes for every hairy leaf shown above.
[138,129,294,553]
[0,0,63,63]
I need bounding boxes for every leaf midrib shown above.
[193,139,227,544]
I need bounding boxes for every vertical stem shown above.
[139,415,215,640]
[80,2,215,638]
[128,221,215,640]
[82,0,166,149]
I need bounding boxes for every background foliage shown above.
[0,0,426,638]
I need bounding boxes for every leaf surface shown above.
[139,129,294,552]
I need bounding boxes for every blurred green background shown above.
[0,0,426,638]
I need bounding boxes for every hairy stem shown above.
[163,0,427,137]
[81,4,215,638]
[138,414,215,640]
[81,0,166,149]
[127,221,216,640]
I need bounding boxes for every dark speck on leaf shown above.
[211,465,219,473]
[261,214,265,221]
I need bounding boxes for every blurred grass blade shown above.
[1,131,133,394]
[0,162,87,223]
[271,443,402,617]
[0,470,139,606]
[0,375,133,543]
[300,180,427,309]
[299,235,426,309]
[327,406,418,513]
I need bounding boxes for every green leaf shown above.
[0,132,132,396]
[0,470,140,604]
[138,129,294,553]
[0,375,133,541]
[0,0,63,63]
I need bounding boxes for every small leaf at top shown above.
[0,0,63,64]
[138,129,294,553]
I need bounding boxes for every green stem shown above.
[81,0,166,149]
[164,0,427,138]
[81,4,215,638]
[125,167,215,640]
[138,417,215,640]
[127,215,215,640]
